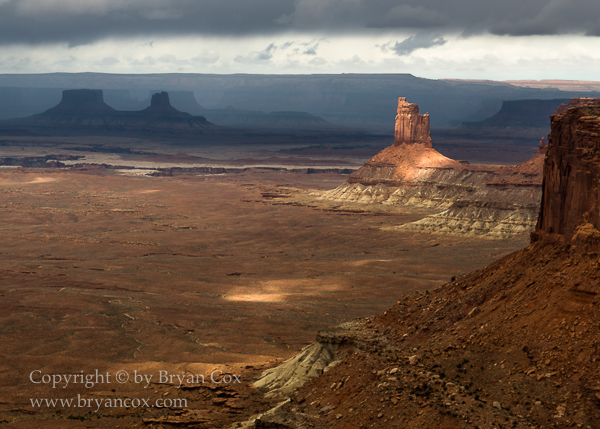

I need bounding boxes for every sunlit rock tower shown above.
[393,97,432,148]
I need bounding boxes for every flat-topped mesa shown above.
[554,97,600,115]
[393,97,432,147]
[535,103,600,249]
[49,89,115,113]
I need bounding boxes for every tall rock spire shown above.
[393,97,432,147]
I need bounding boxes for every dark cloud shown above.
[368,5,447,29]
[384,34,446,56]
[235,43,277,64]
[0,0,597,46]
[0,0,296,45]
[490,0,600,36]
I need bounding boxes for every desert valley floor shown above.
[0,166,528,427]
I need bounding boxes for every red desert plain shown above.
[0,166,527,427]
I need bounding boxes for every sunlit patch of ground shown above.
[0,174,60,185]
[224,293,288,302]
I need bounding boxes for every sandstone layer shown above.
[238,96,600,429]
[317,97,544,238]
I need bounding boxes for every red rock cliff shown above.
[393,97,432,147]
[535,104,600,246]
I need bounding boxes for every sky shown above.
[0,0,599,80]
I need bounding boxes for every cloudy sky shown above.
[0,0,599,80]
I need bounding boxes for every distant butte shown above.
[48,89,115,113]
[143,91,185,115]
[1,89,219,135]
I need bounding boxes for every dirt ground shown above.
[0,167,528,427]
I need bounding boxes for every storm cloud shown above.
[0,0,598,46]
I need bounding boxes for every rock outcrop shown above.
[237,101,600,429]
[316,97,545,238]
[394,97,432,147]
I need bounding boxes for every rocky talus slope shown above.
[236,103,600,428]
[316,98,544,239]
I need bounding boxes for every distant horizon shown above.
[1,71,600,86]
